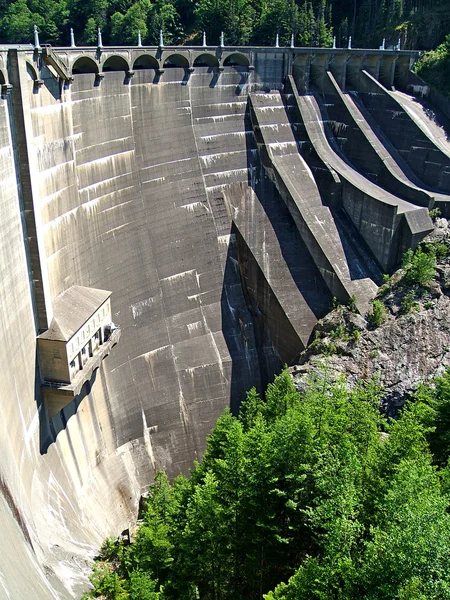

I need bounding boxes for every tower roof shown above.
[38,286,111,342]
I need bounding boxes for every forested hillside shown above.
[82,368,450,600]
[416,34,450,97]
[0,0,448,50]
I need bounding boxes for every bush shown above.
[402,248,413,270]
[330,323,347,340]
[368,300,386,328]
[310,338,337,356]
[352,329,361,342]
[400,290,417,314]
[429,207,441,221]
[423,240,448,261]
[347,295,358,313]
[404,248,436,286]
[416,36,450,98]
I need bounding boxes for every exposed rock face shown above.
[291,218,450,413]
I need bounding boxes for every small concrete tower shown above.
[97,27,103,49]
[33,24,40,50]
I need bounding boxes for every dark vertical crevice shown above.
[8,50,49,332]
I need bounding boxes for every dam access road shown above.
[0,39,447,598]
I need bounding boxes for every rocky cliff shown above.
[292,217,450,413]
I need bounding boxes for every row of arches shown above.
[72,52,250,74]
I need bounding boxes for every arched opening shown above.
[223,53,250,67]
[72,57,99,75]
[0,70,6,85]
[133,54,159,70]
[163,54,189,68]
[26,62,38,81]
[102,56,129,72]
[193,54,219,68]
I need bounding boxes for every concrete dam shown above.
[0,40,448,598]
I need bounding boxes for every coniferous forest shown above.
[83,367,450,599]
[0,0,448,50]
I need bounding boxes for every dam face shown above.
[0,43,447,597]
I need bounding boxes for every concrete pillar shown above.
[362,53,381,81]
[33,25,40,50]
[345,53,366,90]
[292,53,313,94]
[97,27,103,49]
[395,54,414,90]
[309,52,332,92]
[379,54,398,88]
[328,53,349,90]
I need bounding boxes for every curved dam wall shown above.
[0,44,443,598]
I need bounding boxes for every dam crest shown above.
[0,41,448,598]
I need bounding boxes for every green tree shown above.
[359,458,450,599]
[29,0,69,43]
[130,472,175,581]
[297,1,315,46]
[86,368,450,600]
[313,0,333,46]
[368,299,386,327]
[253,0,299,46]
[147,0,183,45]
[110,0,150,45]
[129,570,160,600]
[405,246,436,285]
[0,0,34,43]
[195,0,254,45]
[416,34,450,98]
[82,16,100,44]
[238,386,264,431]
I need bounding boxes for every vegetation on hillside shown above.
[416,34,450,98]
[0,0,448,50]
[82,365,450,599]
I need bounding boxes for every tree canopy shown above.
[83,367,450,599]
[0,0,447,50]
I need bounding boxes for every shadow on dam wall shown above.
[243,104,335,312]
[0,44,448,599]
